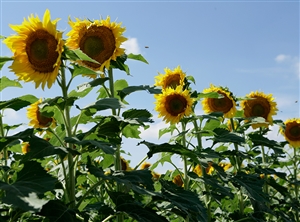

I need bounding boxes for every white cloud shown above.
[121,37,141,54]
[275,54,291,63]
[275,54,300,78]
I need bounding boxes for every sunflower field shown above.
[0,9,299,222]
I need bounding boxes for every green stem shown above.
[133,155,149,170]
[181,122,190,222]
[60,66,76,208]
[108,68,123,222]
[294,148,299,222]
[193,118,211,222]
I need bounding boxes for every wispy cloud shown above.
[121,37,141,54]
[236,54,300,78]
[274,54,300,78]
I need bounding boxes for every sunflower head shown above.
[3,9,64,89]
[120,157,132,171]
[27,98,56,129]
[172,174,184,187]
[140,162,151,170]
[154,86,194,124]
[66,16,127,72]
[201,84,237,118]
[154,65,186,90]
[21,142,30,154]
[241,91,278,129]
[280,118,300,148]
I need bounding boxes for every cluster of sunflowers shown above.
[0,9,299,222]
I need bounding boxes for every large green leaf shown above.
[232,172,268,203]
[108,192,168,222]
[0,161,56,212]
[70,77,109,98]
[127,53,149,64]
[21,136,79,161]
[248,133,284,154]
[0,57,13,70]
[110,54,130,74]
[122,109,153,124]
[69,63,99,78]
[138,140,200,164]
[0,128,34,151]
[40,200,78,222]
[118,85,161,100]
[0,94,38,111]
[0,76,22,91]
[83,98,124,114]
[210,128,245,145]
[158,180,207,222]
[64,47,100,64]
[64,137,116,154]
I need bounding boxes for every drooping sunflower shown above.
[27,98,56,129]
[154,65,186,90]
[281,118,300,148]
[3,9,64,89]
[202,84,237,118]
[240,91,278,129]
[154,86,194,124]
[66,16,127,72]
[172,174,184,187]
[193,162,214,177]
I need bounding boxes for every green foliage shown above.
[0,11,299,222]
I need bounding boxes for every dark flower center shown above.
[79,25,116,69]
[36,110,53,127]
[209,92,233,113]
[26,29,59,73]
[165,94,187,116]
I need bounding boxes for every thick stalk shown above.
[294,148,299,222]
[60,67,75,208]
[181,122,189,222]
[108,68,123,222]
[193,119,211,222]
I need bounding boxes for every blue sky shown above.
[0,1,299,171]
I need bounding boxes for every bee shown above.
[145,46,149,48]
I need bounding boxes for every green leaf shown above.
[0,128,34,152]
[110,54,130,74]
[67,48,100,64]
[64,137,116,154]
[127,53,149,64]
[210,128,245,145]
[21,136,78,161]
[0,35,5,40]
[0,161,56,212]
[83,98,124,114]
[159,180,207,222]
[40,200,77,222]
[122,124,141,139]
[248,133,284,154]
[108,192,168,222]
[0,94,38,111]
[0,57,13,70]
[0,76,22,91]
[197,92,223,99]
[122,109,153,123]
[69,63,99,78]
[118,85,161,100]
[232,172,267,202]
[138,140,200,164]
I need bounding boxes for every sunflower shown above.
[154,65,186,90]
[140,162,151,170]
[21,142,30,154]
[3,9,64,89]
[241,91,278,129]
[27,98,56,128]
[172,174,184,187]
[120,157,132,171]
[281,118,300,148]
[202,84,237,118]
[66,16,127,72]
[193,162,214,177]
[154,86,194,124]
[219,162,233,171]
